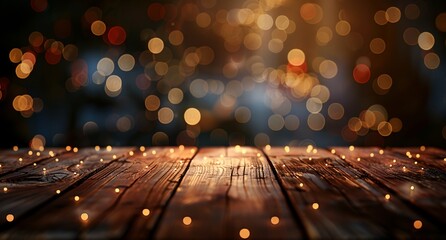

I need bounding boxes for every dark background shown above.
[0,0,445,148]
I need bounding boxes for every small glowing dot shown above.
[379,150,384,155]
[66,146,72,151]
[73,147,78,153]
[106,146,112,151]
[74,196,80,201]
[81,213,89,221]
[6,214,14,222]
[36,152,41,156]
[341,155,346,160]
[140,146,145,152]
[414,161,418,165]
[393,159,397,163]
[239,228,250,239]
[415,154,420,158]
[331,149,336,154]
[56,190,61,194]
[183,216,192,225]
[18,158,23,162]
[357,158,361,161]
[312,203,319,210]
[33,163,37,166]
[413,220,422,229]
[80,160,84,164]
[349,146,354,151]
[143,153,147,157]
[100,158,104,162]
[265,145,271,151]
[420,146,426,151]
[142,208,150,216]
[370,153,375,157]
[95,146,100,151]
[410,185,415,191]
[43,168,46,171]
[385,194,391,200]
[152,150,156,155]
[55,158,59,162]
[115,188,120,193]
[113,155,117,159]
[309,157,312,161]
[170,148,174,153]
[3,187,8,192]
[13,146,19,151]
[49,151,55,157]
[179,145,185,151]
[299,183,304,187]
[271,216,280,225]
[284,146,290,153]
[28,150,33,155]
[129,151,134,156]
[389,164,393,167]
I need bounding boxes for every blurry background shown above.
[0,0,445,148]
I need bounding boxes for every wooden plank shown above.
[0,148,66,176]
[264,146,444,238]
[0,147,132,233]
[154,146,302,239]
[2,147,196,239]
[332,147,446,230]
[389,147,446,171]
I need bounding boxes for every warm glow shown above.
[413,220,422,229]
[148,37,164,54]
[81,213,89,221]
[142,208,150,216]
[271,216,280,225]
[184,108,201,125]
[239,228,250,239]
[182,216,192,225]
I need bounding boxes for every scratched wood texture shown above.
[0,146,445,239]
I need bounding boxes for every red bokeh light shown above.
[147,3,166,21]
[45,49,61,65]
[30,0,48,13]
[107,26,126,45]
[353,64,371,84]
[287,62,307,74]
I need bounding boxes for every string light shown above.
[239,228,250,239]
[81,213,89,221]
[271,216,280,225]
[142,209,150,216]
[182,216,192,225]
[385,194,390,200]
[312,203,319,210]
[6,214,14,222]
[413,220,422,229]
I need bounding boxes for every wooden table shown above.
[0,146,445,239]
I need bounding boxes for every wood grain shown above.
[1,147,195,239]
[154,146,302,239]
[0,147,132,235]
[0,148,66,177]
[265,146,444,238]
[332,147,446,233]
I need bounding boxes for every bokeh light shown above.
[1,0,445,148]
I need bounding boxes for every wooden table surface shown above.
[0,146,445,239]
